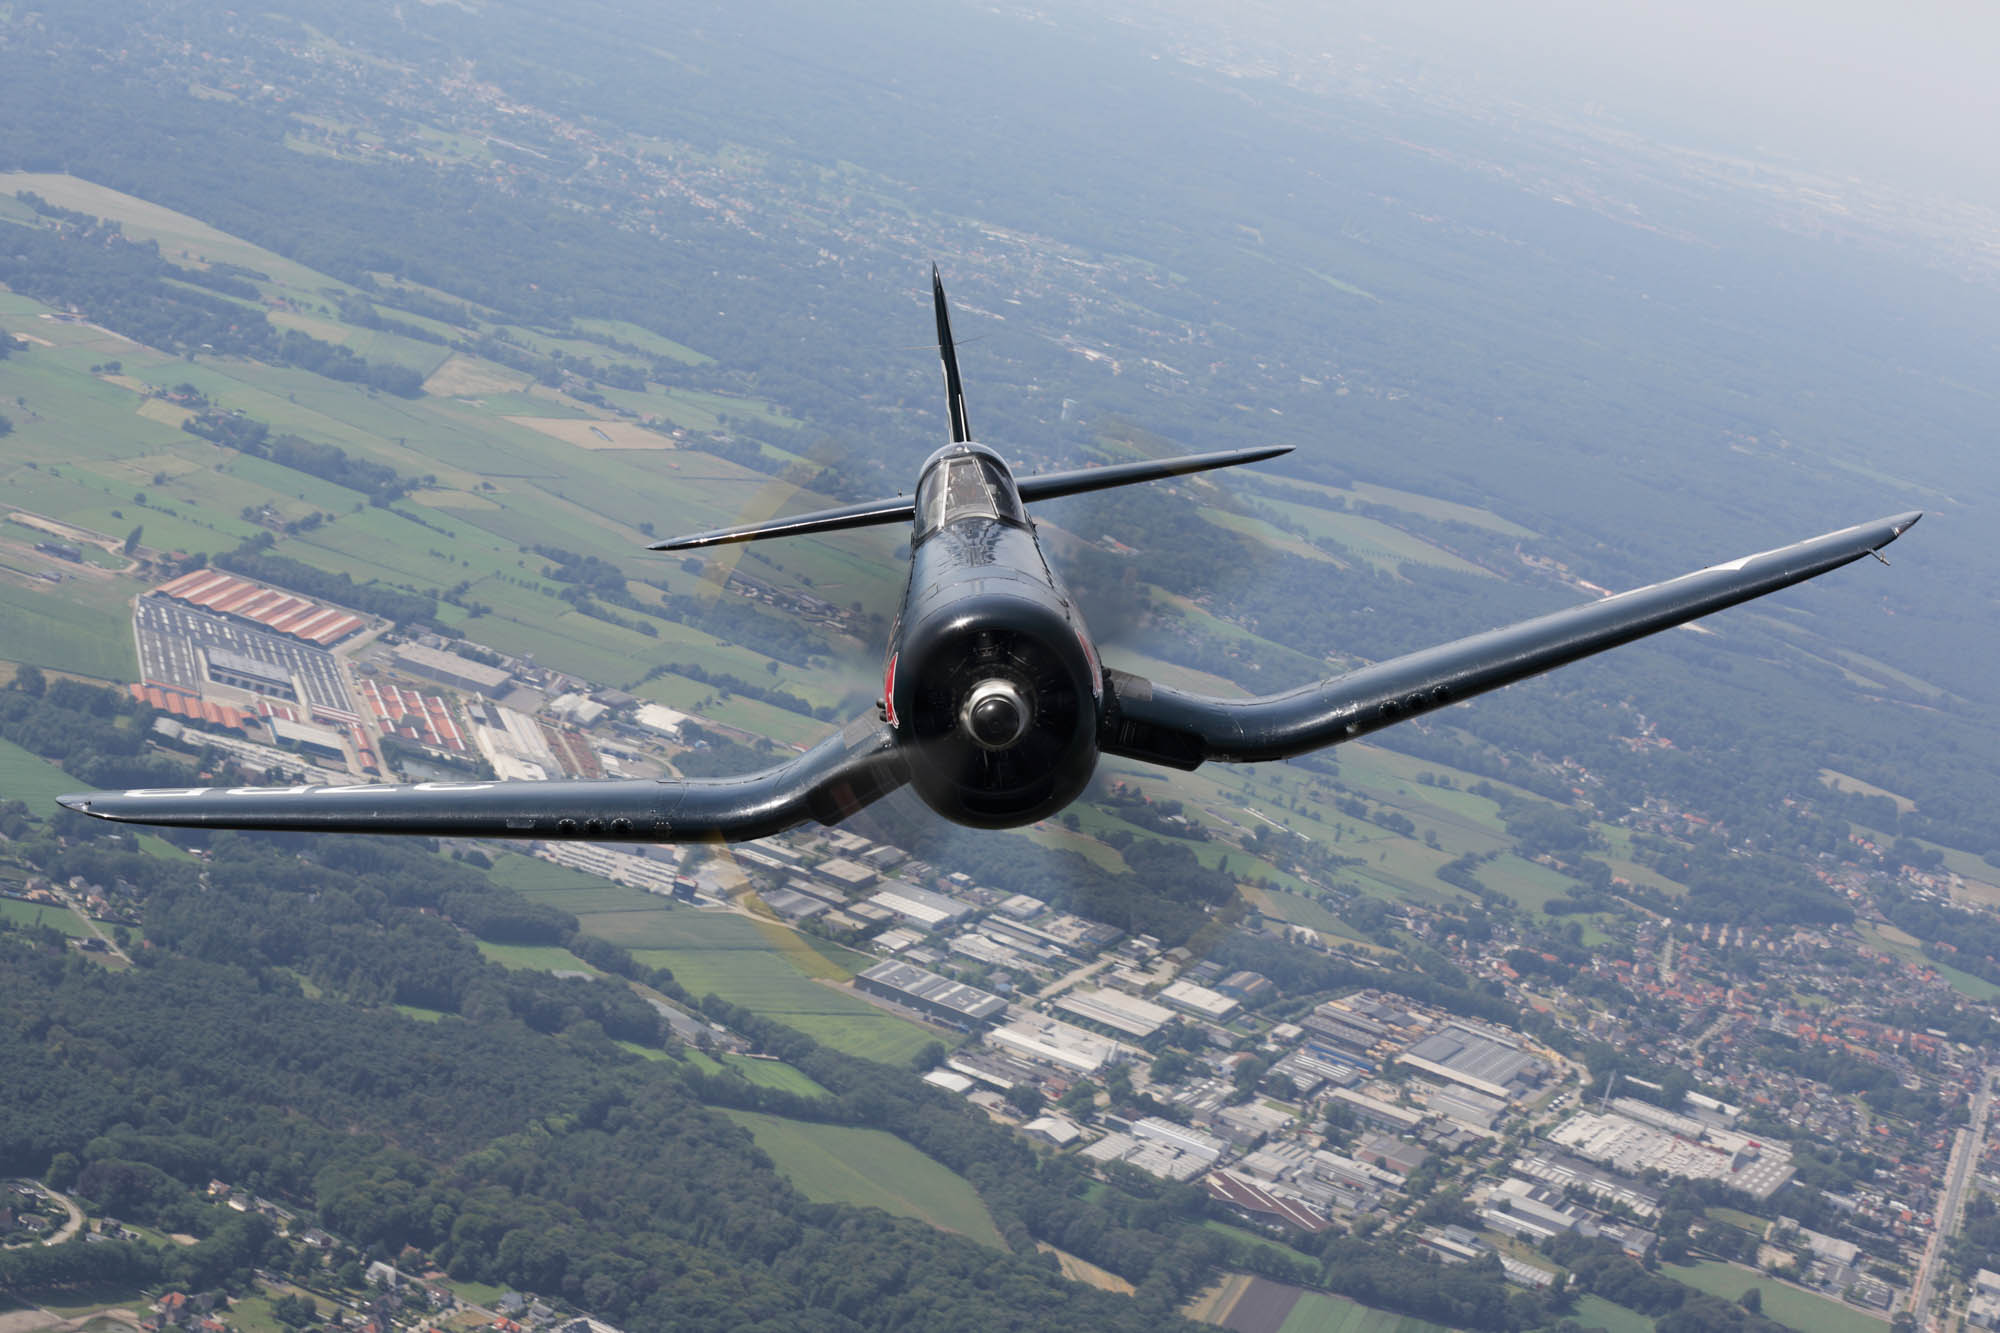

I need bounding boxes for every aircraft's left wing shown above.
[1100,511,1920,770]
[58,717,906,842]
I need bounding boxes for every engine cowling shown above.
[892,594,1098,828]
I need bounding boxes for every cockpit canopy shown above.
[914,446,1027,538]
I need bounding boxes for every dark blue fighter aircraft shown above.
[60,270,1920,842]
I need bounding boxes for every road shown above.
[1913,1066,1994,1328]
[50,884,131,964]
[1036,956,1113,1000]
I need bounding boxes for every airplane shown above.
[59,268,1920,842]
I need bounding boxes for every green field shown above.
[474,940,603,975]
[720,1109,1003,1247]
[1666,1262,1889,1333]
[1570,1294,1655,1332]
[1201,1220,1321,1272]
[0,895,93,938]
[684,1048,831,1097]
[628,912,941,1065]
[0,575,141,681]
[0,734,83,807]
[1275,1288,1456,1333]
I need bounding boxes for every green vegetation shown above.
[0,733,87,807]
[0,895,93,938]
[1664,1262,1888,1333]
[1275,1289,1457,1333]
[720,1109,1005,1248]
[1569,1294,1656,1333]
[630,912,941,1065]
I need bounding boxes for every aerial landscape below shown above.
[2,3,1998,1333]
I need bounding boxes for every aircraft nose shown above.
[962,679,1030,750]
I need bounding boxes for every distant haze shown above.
[1090,0,2000,208]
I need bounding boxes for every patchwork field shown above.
[720,1108,1004,1248]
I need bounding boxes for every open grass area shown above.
[1201,1219,1320,1272]
[626,911,942,1065]
[0,735,83,807]
[1478,855,1581,913]
[1274,1287,1456,1333]
[473,941,603,975]
[720,1108,1003,1247]
[720,1054,830,1097]
[1570,1294,1655,1332]
[0,896,94,938]
[0,575,140,681]
[1666,1262,1888,1333]
[486,852,669,914]
[1857,925,2000,1002]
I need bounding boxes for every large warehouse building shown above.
[857,960,1006,1029]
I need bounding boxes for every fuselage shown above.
[886,443,1101,827]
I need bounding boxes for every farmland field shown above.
[473,941,603,975]
[628,911,942,1065]
[1275,1289,1457,1333]
[0,895,93,938]
[1569,1295,1654,1332]
[0,735,85,808]
[1666,1262,1888,1333]
[720,1108,1003,1248]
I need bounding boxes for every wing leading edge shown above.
[1100,511,1921,769]
[58,717,906,842]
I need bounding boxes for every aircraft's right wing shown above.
[1099,511,1921,769]
[58,717,907,842]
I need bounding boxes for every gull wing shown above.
[58,717,905,842]
[1099,511,1921,769]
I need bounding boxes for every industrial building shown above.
[856,960,1006,1028]
[868,884,970,931]
[1399,1024,1544,1101]
[987,1016,1127,1074]
[269,716,347,762]
[1056,986,1175,1039]
[153,571,366,646]
[392,643,513,698]
[205,646,297,699]
[1159,979,1240,1021]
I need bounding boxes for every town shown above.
[8,551,1997,1333]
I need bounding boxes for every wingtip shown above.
[56,793,90,813]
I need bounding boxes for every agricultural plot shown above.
[0,896,94,938]
[473,941,604,975]
[627,912,941,1065]
[0,571,142,682]
[1665,1262,1889,1333]
[1276,1289,1457,1333]
[0,735,85,808]
[720,1109,1003,1248]
[1569,1295,1654,1332]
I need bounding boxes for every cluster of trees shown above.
[185,409,419,505]
[1749,1034,1943,1123]
[1550,1234,1788,1333]
[0,209,421,396]
[1877,885,2000,990]
[1,672,189,791]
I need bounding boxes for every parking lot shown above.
[135,597,356,718]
